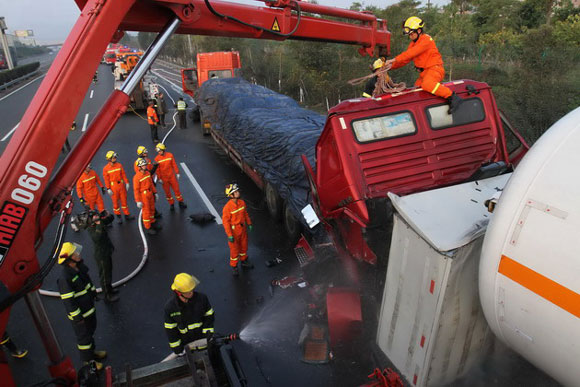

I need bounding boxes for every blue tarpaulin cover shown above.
[197,78,325,222]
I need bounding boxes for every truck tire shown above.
[284,204,301,243]
[265,183,283,221]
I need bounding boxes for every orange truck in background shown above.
[181,51,241,97]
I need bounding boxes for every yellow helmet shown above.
[372,58,384,70]
[136,158,147,168]
[403,16,424,34]
[58,242,82,264]
[171,273,199,293]
[225,183,239,197]
[155,143,166,152]
[105,151,117,161]
[137,146,148,156]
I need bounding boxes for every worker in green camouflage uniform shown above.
[87,210,119,303]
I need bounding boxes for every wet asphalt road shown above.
[0,62,560,387]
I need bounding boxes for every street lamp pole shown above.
[0,17,15,70]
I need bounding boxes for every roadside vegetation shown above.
[136,0,580,144]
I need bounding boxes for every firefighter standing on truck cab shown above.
[133,158,160,235]
[164,273,214,355]
[175,97,188,130]
[147,100,160,143]
[154,143,187,211]
[76,164,107,212]
[57,242,107,370]
[222,184,254,276]
[103,151,135,224]
[385,16,462,114]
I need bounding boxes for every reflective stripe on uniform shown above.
[179,327,188,334]
[71,275,79,282]
[187,322,202,330]
[68,308,81,320]
[74,283,93,298]
[164,322,177,329]
[82,307,96,318]
[362,92,372,98]
[202,327,214,334]
[169,339,182,348]
[140,175,151,182]
[230,257,239,261]
[230,207,245,214]
[82,176,96,183]
[157,158,172,163]
[107,168,121,173]
[78,343,93,350]
[205,308,214,316]
[0,336,9,345]
[177,101,186,110]
[60,291,74,300]
[431,83,441,94]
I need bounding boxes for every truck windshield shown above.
[351,111,416,143]
[426,98,485,130]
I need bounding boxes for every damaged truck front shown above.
[196,77,529,383]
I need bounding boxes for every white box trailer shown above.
[377,174,511,386]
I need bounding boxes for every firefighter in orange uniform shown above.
[385,16,462,113]
[76,164,106,212]
[133,158,160,235]
[147,100,160,143]
[154,143,187,211]
[222,184,254,276]
[103,151,135,224]
[134,146,157,174]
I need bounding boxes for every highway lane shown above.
[2,62,365,387]
[0,60,559,387]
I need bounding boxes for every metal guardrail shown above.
[0,69,41,91]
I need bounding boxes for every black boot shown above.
[232,266,239,276]
[125,214,135,221]
[241,260,254,269]
[178,201,187,209]
[146,228,157,235]
[116,215,123,224]
[170,204,175,212]
[152,222,162,231]
[154,210,162,219]
[447,92,462,114]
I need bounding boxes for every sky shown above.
[0,0,446,44]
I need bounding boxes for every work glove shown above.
[228,236,234,243]
[125,183,130,191]
[176,174,180,180]
[137,202,143,209]
[248,224,253,232]
[107,189,113,196]
[79,197,85,204]
[101,187,107,195]
[155,193,159,201]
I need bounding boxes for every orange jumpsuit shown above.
[103,161,131,216]
[154,152,183,205]
[222,199,252,267]
[133,170,157,229]
[76,170,105,212]
[391,34,452,99]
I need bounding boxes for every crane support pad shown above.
[197,78,325,224]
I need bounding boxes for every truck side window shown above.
[426,97,485,130]
[209,70,234,79]
[351,111,416,143]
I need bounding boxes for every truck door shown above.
[499,110,529,165]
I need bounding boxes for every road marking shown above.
[1,122,20,142]
[90,90,94,99]
[0,74,45,102]
[151,69,195,103]
[82,113,89,132]
[180,162,222,224]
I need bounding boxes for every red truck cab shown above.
[181,51,241,97]
[305,80,529,264]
